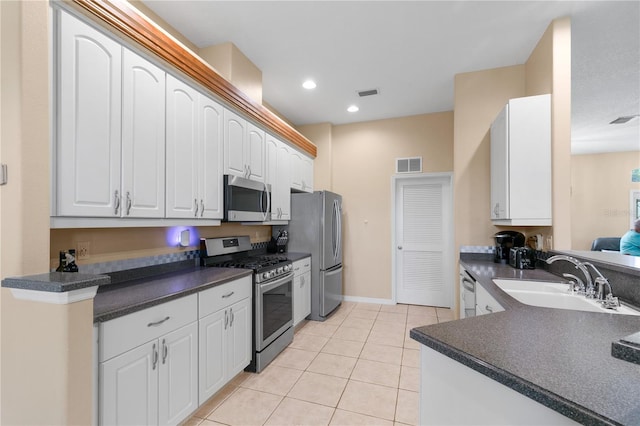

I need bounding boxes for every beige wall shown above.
[199,42,263,104]
[571,151,640,250]
[453,17,571,251]
[297,123,333,191]
[1,0,63,423]
[453,65,526,247]
[331,112,454,299]
[50,224,272,269]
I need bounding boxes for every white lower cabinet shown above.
[99,295,198,426]
[293,258,312,326]
[475,284,504,316]
[198,276,252,404]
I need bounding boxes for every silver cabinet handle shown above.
[398,246,403,250]
[224,310,229,330]
[485,305,494,313]
[152,343,158,370]
[230,307,234,327]
[114,190,120,215]
[162,338,168,364]
[194,198,199,217]
[147,316,170,327]
[222,291,235,298]
[493,203,499,217]
[126,191,132,216]
[200,199,205,217]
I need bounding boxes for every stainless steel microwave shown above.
[223,175,271,222]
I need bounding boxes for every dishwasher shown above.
[459,267,476,318]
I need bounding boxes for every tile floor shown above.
[183,301,453,426]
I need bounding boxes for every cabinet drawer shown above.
[293,257,311,275]
[199,276,252,318]
[99,294,197,362]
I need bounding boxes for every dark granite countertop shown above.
[287,252,311,262]
[2,272,110,292]
[94,267,252,323]
[410,258,640,426]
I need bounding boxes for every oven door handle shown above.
[259,272,294,292]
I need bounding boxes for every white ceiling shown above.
[141,1,640,155]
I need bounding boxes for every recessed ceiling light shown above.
[302,80,317,90]
[347,105,359,113]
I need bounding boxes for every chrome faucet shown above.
[546,255,620,308]
[546,255,594,297]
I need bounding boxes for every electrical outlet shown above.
[77,241,90,259]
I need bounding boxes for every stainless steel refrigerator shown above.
[288,191,343,321]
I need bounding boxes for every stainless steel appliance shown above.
[493,231,525,263]
[509,247,536,269]
[223,175,270,222]
[288,191,343,321]
[200,236,293,372]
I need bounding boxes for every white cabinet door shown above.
[57,10,122,217]
[100,340,158,426]
[158,322,198,426]
[266,135,291,220]
[490,94,551,225]
[122,48,166,218]
[276,142,292,220]
[224,109,247,178]
[301,155,314,193]
[246,122,266,183]
[198,309,226,404]
[290,149,313,193]
[227,298,252,378]
[301,271,312,320]
[199,96,224,219]
[490,105,509,220]
[290,150,303,191]
[166,76,199,218]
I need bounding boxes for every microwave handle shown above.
[261,181,270,222]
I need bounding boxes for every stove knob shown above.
[262,272,269,280]
[277,267,284,274]
[269,271,275,279]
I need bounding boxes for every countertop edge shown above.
[2,272,110,292]
[93,269,252,323]
[409,328,616,426]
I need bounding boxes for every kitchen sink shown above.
[493,279,640,316]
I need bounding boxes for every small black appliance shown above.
[509,247,536,269]
[494,231,525,264]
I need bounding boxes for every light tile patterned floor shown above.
[183,302,452,426]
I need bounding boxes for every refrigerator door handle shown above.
[332,200,339,261]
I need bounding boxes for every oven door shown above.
[256,272,293,351]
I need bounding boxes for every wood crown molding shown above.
[69,0,317,157]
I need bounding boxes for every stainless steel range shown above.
[200,236,294,372]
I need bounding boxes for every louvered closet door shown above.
[396,176,452,307]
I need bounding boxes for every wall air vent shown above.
[357,88,379,97]
[396,157,422,174]
[610,115,639,124]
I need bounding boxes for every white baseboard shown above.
[342,295,395,305]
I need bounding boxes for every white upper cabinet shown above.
[224,109,265,183]
[121,48,166,218]
[166,75,223,219]
[291,149,314,193]
[56,10,166,219]
[266,134,291,221]
[57,10,122,217]
[490,94,551,226]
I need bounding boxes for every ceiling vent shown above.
[396,157,422,174]
[357,88,379,97]
[610,115,639,124]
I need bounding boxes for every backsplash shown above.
[68,241,270,275]
[460,245,494,254]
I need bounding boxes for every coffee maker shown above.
[494,231,525,263]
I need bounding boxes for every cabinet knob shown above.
[398,246,403,250]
